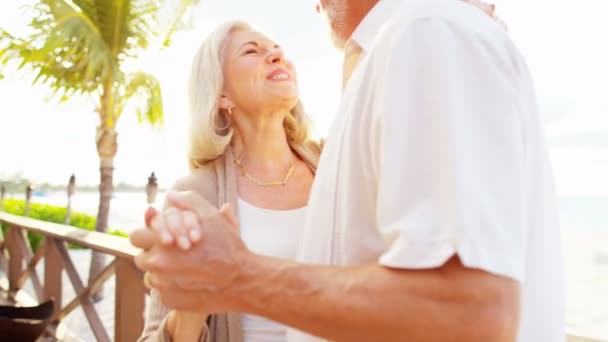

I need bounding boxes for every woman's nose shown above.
[266,49,284,65]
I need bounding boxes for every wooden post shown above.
[146,172,158,206]
[7,227,24,296]
[24,184,33,217]
[64,174,76,225]
[22,185,33,251]
[0,183,5,211]
[44,237,63,312]
[115,258,146,342]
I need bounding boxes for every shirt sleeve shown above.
[375,18,527,282]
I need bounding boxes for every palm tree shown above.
[0,0,198,299]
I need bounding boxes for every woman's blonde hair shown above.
[188,20,319,170]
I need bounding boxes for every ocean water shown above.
[558,196,608,232]
[11,191,607,233]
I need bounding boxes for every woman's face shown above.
[221,29,299,115]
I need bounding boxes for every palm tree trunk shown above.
[89,126,118,300]
[89,75,117,301]
[89,155,114,301]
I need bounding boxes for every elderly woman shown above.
[138,1,502,340]
[138,20,320,342]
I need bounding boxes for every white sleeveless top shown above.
[237,198,307,342]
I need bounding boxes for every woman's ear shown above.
[219,95,235,110]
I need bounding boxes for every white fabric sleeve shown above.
[376,18,527,282]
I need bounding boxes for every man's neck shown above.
[341,0,379,43]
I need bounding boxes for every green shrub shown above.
[108,229,129,238]
[1,199,128,250]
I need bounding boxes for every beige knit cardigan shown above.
[138,144,318,342]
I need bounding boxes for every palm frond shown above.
[0,0,198,122]
[71,0,101,28]
[94,0,134,60]
[159,0,200,47]
[127,0,162,51]
[117,71,163,126]
[91,0,166,61]
[0,1,110,96]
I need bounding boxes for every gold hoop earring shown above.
[218,110,232,131]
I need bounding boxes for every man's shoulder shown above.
[383,0,509,42]
[371,0,521,73]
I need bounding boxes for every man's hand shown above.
[132,191,249,313]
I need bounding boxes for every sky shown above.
[0,0,607,197]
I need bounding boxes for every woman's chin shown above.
[264,95,300,113]
[267,90,299,105]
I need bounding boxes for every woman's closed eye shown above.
[243,48,258,55]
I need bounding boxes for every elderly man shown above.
[131,0,564,341]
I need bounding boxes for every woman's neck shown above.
[231,113,292,169]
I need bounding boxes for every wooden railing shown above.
[0,211,146,342]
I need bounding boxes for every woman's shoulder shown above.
[168,160,220,204]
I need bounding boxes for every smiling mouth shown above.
[268,73,291,81]
[267,68,293,82]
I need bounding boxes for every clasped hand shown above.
[130,191,249,312]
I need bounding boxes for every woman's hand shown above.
[166,310,209,342]
[143,191,238,252]
[146,205,203,250]
[143,190,224,250]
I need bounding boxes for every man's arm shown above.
[232,254,519,342]
[147,248,519,342]
[135,190,520,341]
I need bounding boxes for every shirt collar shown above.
[348,0,402,52]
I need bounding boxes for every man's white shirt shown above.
[290,0,565,341]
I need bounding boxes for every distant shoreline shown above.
[1,185,168,194]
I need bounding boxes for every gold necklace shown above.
[231,148,295,187]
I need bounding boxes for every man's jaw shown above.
[329,29,347,50]
[322,15,347,50]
